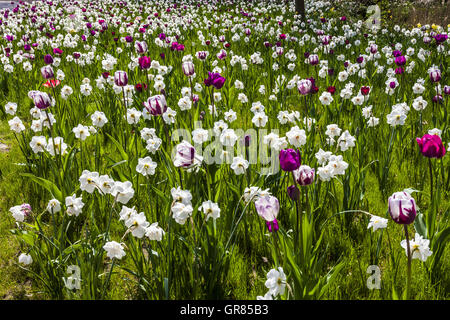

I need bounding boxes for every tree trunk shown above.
[295,0,306,20]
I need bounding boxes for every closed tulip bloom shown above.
[144,95,167,116]
[255,195,279,222]
[204,72,226,89]
[138,56,151,69]
[395,55,406,66]
[44,54,53,65]
[444,85,450,95]
[430,69,441,82]
[182,61,195,76]
[114,70,128,86]
[287,185,300,201]
[309,54,319,65]
[279,149,301,172]
[297,79,312,95]
[32,91,52,109]
[293,165,315,186]
[135,40,148,54]
[416,134,446,158]
[41,65,54,79]
[173,140,202,168]
[388,192,417,224]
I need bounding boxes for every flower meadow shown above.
[0,0,449,300]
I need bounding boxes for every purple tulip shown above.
[144,95,167,116]
[293,165,315,186]
[41,65,54,79]
[395,55,406,66]
[182,61,195,76]
[416,134,446,158]
[255,195,279,222]
[430,69,441,82]
[44,54,53,65]
[204,72,226,89]
[434,34,448,44]
[114,70,128,86]
[297,79,312,95]
[32,91,52,110]
[279,149,301,172]
[309,54,319,65]
[266,219,279,232]
[287,185,300,201]
[444,85,450,95]
[173,140,200,168]
[392,50,402,57]
[388,192,417,225]
[53,48,62,55]
[138,56,151,69]
[135,40,148,54]
[125,35,133,43]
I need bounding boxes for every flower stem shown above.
[428,158,433,204]
[403,224,412,300]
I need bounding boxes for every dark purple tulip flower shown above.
[44,54,53,65]
[138,56,151,69]
[204,72,226,89]
[279,149,301,172]
[395,55,406,66]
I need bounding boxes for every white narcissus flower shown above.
[91,111,108,128]
[199,200,221,221]
[256,291,273,300]
[337,130,356,152]
[171,187,193,205]
[73,124,91,141]
[162,107,177,124]
[8,116,25,133]
[65,194,85,217]
[252,112,268,127]
[192,128,209,144]
[136,156,157,176]
[124,212,149,238]
[401,233,433,262]
[47,199,61,213]
[230,156,249,175]
[97,175,115,195]
[220,129,238,147]
[126,108,142,125]
[5,102,17,115]
[319,91,333,105]
[286,126,306,148]
[145,222,165,241]
[18,253,33,265]
[367,215,388,232]
[111,181,135,204]
[29,136,47,154]
[79,170,100,194]
[265,267,286,297]
[171,202,193,225]
[325,124,341,138]
[103,241,126,260]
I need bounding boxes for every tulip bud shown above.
[293,165,315,186]
[44,54,53,65]
[287,185,300,201]
[297,79,312,95]
[138,56,151,69]
[388,192,417,224]
[144,95,167,116]
[416,134,446,158]
[135,40,148,54]
[279,149,301,172]
[430,69,441,82]
[114,70,128,86]
[182,61,195,76]
[41,65,54,79]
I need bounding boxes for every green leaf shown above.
[414,213,427,238]
[20,173,63,202]
[105,133,128,161]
